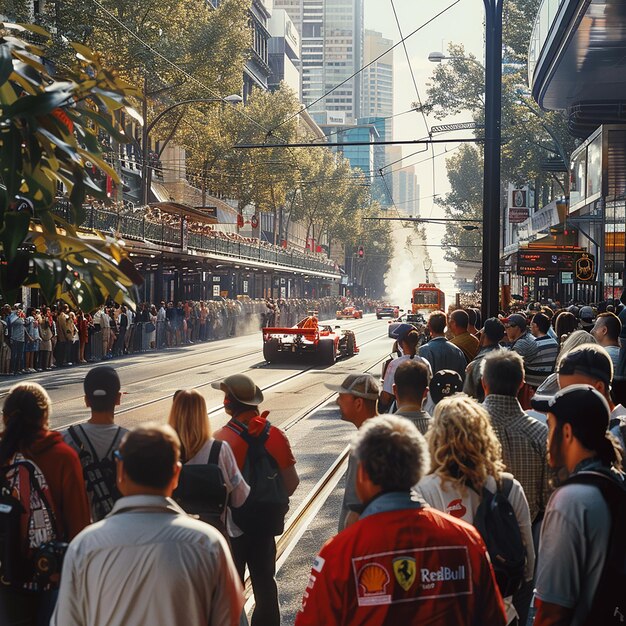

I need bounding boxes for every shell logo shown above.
[358,563,390,596]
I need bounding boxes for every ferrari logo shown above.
[393,557,416,591]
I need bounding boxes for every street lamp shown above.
[141,94,243,205]
[428,51,484,68]
[423,257,433,283]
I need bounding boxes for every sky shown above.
[363,0,485,304]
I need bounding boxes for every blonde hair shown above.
[167,389,211,462]
[427,394,505,491]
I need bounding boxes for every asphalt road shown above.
[0,313,394,625]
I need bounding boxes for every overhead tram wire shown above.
[86,0,284,142]
[389,0,438,218]
[267,0,463,136]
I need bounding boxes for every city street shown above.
[1,314,393,622]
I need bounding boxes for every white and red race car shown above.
[336,306,363,320]
[262,316,359,364]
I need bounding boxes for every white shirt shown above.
[52,495,243,626]
[382,354,432,394]
[187,439,250,537]
[415,473,535,624]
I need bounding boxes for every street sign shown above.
[509,207,529,223]
[430,122,485,133]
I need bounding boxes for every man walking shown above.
[533,385,624,625]
[213,374,299,626]
[325,373,380,530]
[418,311,467,379]
[62,366,128,521]
[464,317,505,400]
[504,313,538,361]
[482,351,552,527]
[448,309,479,363]
[296,415,507,625]
[393,359,431,435]
[591,311,621,371]
[52,424,243,626]
[526,312,559,388]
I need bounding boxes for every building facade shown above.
[274,0,364,123]
[527,0,626,303]
[268,9,301,97]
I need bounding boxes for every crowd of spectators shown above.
[0,297,383,376]
[2,295,626,625]
[372,302,626,625]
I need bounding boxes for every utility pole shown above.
[482,0,504,319]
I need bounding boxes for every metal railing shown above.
[53,200,338,274]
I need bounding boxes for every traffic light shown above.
[358,246,364,258]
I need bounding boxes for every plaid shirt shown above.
[483,394,553,522]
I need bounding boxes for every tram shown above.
[411,283,445,315]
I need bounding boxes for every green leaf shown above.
[75,107,128,143]
[0,46,13,86]
[36,127,82,164]
[6,90,72,118]
[14,23,51,38]
[0,211,30,261]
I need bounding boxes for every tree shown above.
[437,145,483,263]
[417,0,578,263]
[0,23,142,309]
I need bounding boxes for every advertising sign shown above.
[517,251,594,279]
[509,207,529,223]
[575,254,595,281]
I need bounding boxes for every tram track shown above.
[57,319,388,430]
[242,351,389,606]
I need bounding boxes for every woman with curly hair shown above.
[415,394,534,625]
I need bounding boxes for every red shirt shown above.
[24,430,91,538]
[296,502,507,626]
[213,415,296,471]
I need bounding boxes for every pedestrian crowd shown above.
[0,296,382,377]
[2,299,624,626]
[339,301,624,625]
[0,365,299,626]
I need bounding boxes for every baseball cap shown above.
[390,323,414,341]
[503,313,527,331]
[211,374,263,406]
[325,373,380,400]
[534,384,610,435]
[430,370,463,404]
[84,366,121,401]
[483,317,505,342]
[557,345,613,386]
[579,305,594,321]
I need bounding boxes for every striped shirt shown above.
[525,334,558,387]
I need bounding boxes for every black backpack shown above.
[228,420,289,536]
[67,425,123,521]
[472,473,526,598]
[0,454,63,590]
[173,440,228,532]
[564,470,626,626]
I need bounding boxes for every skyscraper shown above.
[362,30,393,122]
[274,0,364,124]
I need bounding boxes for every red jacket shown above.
[296,495,507,626]
[24,430,91,538]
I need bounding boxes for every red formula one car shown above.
[336,306,363,320]
[262,316,359,365]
